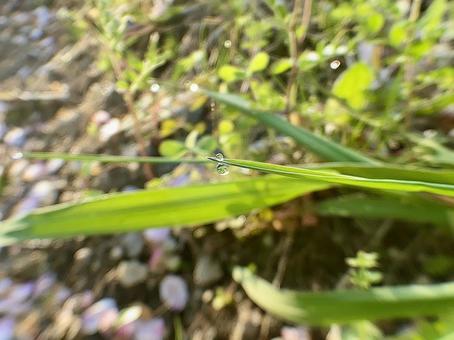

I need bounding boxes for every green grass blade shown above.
[21,152,208,164]
[317,194,454,226]
[233,267,454,325]
[213,158,454,197]
[203,90,379,164]
[411,92,454,116]
[307,163,454,185]
[0,176,329,245]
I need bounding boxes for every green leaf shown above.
[159,140,187,157]
[213,158,454,197]
[307,163,454,186]
[233,267,454,325]
[365,12,384,34]
[411,92,454,116]
[218,65,245,82]
[247,52,270,74]
[317,194,454,226]
[341,321,383,340]
[357,4,384,35]
[203,90,378,164]
[0,176,329,245]
[386,314,454,340]
[388,21,409,47]
[414,137,454,167]
[270,58,293,74]
[418,0,447,38]
[333,63,374,109]
[346,251,379,269]
[407,40,433,59]
[196,135,218,153]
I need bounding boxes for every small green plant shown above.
[212,287,234,311]
[346,251,383,289]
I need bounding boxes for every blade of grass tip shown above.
[0,176,330,245]
[202,90,379,165]
[214,158,454,197]
[233,267,454,325]
[305,162,454,186]
[22,151,208,164]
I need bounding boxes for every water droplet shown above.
[224,40,232,48]
[216,163,229,176]
[189,83,199,92]
[150,83,160,93]
[11,152,23,160]
[330,60,341,70]
[215,152,224,161]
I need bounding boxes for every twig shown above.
[409,0,422,22]
[259,230,295,340]
[124,92,155,180]
[272,230,295,286]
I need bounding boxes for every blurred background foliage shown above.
[67,0,454,168]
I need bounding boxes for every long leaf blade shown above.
[203,90,379,164]
[317,194,454,226]
[307,163,454,185]
[234,267,454,325]
[0,176,329,244]
[215,158,454,197]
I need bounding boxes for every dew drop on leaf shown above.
[215,153,224,161]
[216,163,229,176]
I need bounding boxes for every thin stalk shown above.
[124,92,155,179]
[404,0,423,127]
[21,151,208,164]
[259,230,295,339]
[285,0,312,113]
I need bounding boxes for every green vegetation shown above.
[2,0,454,337]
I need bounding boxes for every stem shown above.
[22,151,209,164]
[124,92,155,180]
[404,0,423,128]
[259,230,294,340]
[409,0,422,22]
[285,0,312,113]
